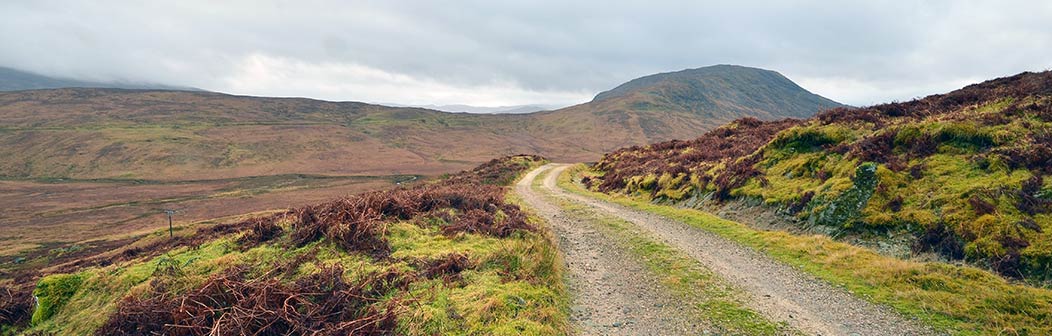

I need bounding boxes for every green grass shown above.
[21,159,568,335]
[27,238,243,334]
[25,226,569,335]
[766,124,856,153]
[730,126,1049,270]
[600,97,1052,281]
[562,164,1052,335]
[386,157,568,335]
[531,169,793,335]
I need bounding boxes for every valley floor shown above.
[0,174,406,279]
[517,164,937,335]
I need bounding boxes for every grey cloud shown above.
[1,0,1050,106]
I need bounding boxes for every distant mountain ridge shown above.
[0,66,201,92]
[547,64,846,143]
[383,103,560,114]
[0,64,842,179]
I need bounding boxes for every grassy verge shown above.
[387,218,569,335]
[531,169,793,335]
[22,213,570,336]
[561,164,1052,335]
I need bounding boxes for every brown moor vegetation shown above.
[1,155,563,335]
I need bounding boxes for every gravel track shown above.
[515,165,710,335]
[524,164,939,336]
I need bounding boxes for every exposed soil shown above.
[516,165,710,335]
[529,164,939,336]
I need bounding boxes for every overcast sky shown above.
[2,1,1051,107]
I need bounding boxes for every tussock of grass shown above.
[563,164,1052,335]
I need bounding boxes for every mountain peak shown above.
[594,65,751,101]
[590,64,846,120]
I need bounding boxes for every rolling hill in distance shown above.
[385,103,561,114]
[0,66,201,92]
[0,64,844,180]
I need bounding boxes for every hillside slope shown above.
[588,70,1052,282]
[0,65,842,180]
[0,66,199,92]
[0,89,537,179]
[0,156,568,335]
[539,65,846,145]
[593,64,845,119]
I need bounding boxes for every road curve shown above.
[524,163,939,336]
[515,164,711,335]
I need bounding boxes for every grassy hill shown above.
[593,64,845,119]
[0,67,200,92]
[586,70,1052,283]
[0,65,843,180]
[543,65,847,145]
[0,156,568,335]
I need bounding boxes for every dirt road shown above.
[515,165,712,335]
[518,164,937,336]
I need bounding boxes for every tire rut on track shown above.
[515,165,710,335]
[524,164,939,336]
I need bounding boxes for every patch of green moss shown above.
[895,121,1000,154]
[767,124,854,154]
[736,151,857,206]
[654,172,692,200]
[31,273,84,325]
[639,173,658,190]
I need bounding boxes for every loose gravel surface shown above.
[524,164,939,336]
[516,165,711,335]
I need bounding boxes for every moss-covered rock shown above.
[813,162,879,228]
